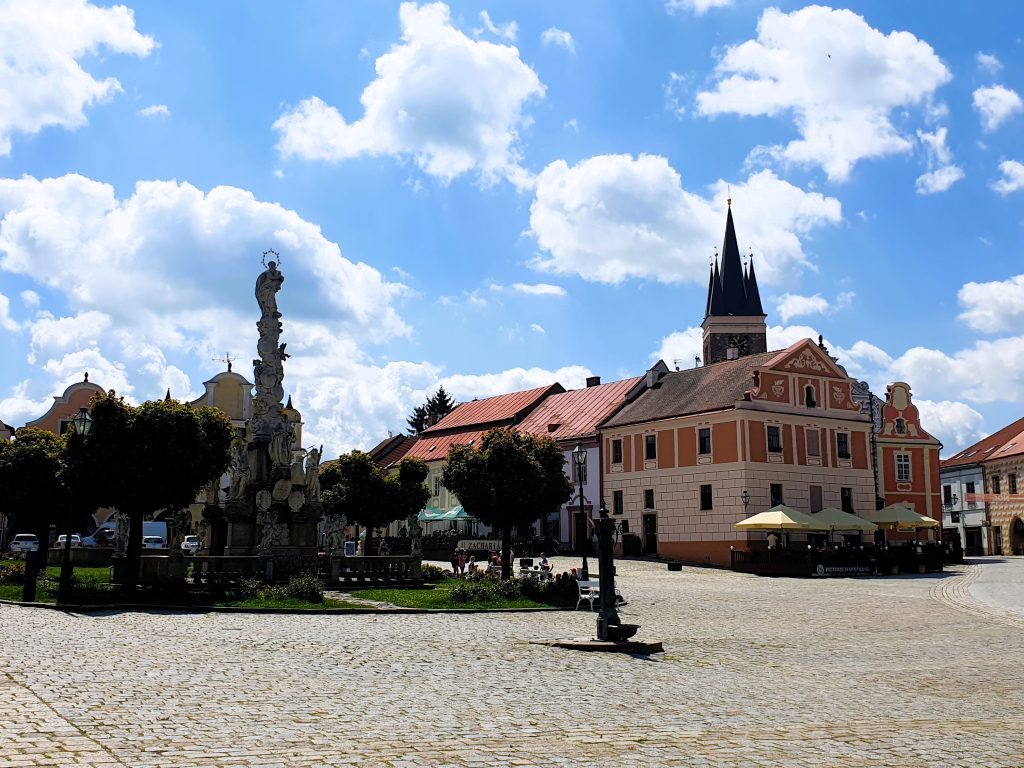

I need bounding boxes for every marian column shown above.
[222,258,321,570]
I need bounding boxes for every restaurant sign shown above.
[815,564,871,576]
[458,540,502,551]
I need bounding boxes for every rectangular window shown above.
[896,453,911,482]
[613,490,624,516]
[770,483,784,507]
[809,485,823,513]
[645,434,657,461]
[806,429,820,457]
[965,481,976,508]
[700,484,713,511]
[992,475,1001,495]
[841,487,853,514]
[698,427,712,455]
[943,485,952,505]
[643,489,655,510]
[837,432,851,459]
[611,439,623,464]
[1011,474,1019,495]
[433,476,442,496]
[767,426,782,453]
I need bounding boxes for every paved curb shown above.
[0,598,571,616]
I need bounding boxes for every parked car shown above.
[142,535,165,549]
[56,534,82,548]
[81,528,116,547]
[8,534,39,553]
[181,535,201,554]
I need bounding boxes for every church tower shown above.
[701,202,767,365]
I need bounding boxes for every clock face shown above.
[727,335,749,354]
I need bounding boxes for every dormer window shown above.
[805,385,816,408]
[895,418,906,434]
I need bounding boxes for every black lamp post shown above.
[740,488,750,516]
[572,442,589,580]
[59,407,92,603]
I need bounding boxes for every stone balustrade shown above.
[329,555,422,583]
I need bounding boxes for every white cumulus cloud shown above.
[973,85,1023,132]
[137,104,170,118]
[0,292,20,331]
[529,155,841,286]
[666,0,733,14]
[529,323,545,334]
[477,10,516,41]
[913,399,986,453]
[511,282,566,297]
[0,0,155,155]
[697,6,950,182]
[976,52,1002,75]
[916,166,965,195]
[776,293,829,323]
[958,274,1024,333]
[540,27,574,53]
[992,159,1024,195]
[273,2,544,188]
[914,127,964,194]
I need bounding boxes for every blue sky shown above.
[0,0,1022,457]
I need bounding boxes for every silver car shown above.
[9,534,39,553]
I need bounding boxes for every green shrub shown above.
[0,560,26,584]
[278,573,324,603]
[493,578,521,599]
[420,563,448,582]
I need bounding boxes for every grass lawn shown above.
[354,580,561,610]
[0,561,361,610]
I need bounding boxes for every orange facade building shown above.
[598,205,942,566]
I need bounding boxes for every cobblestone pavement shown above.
[2,557,1024,767]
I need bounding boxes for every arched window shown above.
[895,418,906,434]
[805,385,816,408]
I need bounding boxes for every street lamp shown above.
[59,407,93,602]
[740,489,750,516]
[572,441,589,580]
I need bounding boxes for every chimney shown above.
[585,376,601,388]
[427,413,439,427]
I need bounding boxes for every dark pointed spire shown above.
[745,251,764,315]
[286,394,293,410]
[717,205,747,315]
[164,388,172,401]
[704,253,717,318]
[706,254,725,317]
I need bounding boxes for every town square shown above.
[2,1,1024,766]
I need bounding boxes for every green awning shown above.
[418,505,471,522]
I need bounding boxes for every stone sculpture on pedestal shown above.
[220,255,322,576]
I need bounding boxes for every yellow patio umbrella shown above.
[812,507,877,533]
[735,504,826,531]
[862,503,939,529]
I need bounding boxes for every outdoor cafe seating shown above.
[730,504,940,577]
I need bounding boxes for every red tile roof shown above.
[366,434,417,467]
[942,415,1024,468]
[422,383,564,433]
[517,377,643,442]
[402,429,487,462]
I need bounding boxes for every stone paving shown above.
[2,557,1023,767]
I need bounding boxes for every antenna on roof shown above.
[672,359,680,372]
[214,353,236,372]
[694,355,701,368]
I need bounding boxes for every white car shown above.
[8,534,39,553]
[181,535,201,554]
[56,534,82,548]
[142,535,165,549]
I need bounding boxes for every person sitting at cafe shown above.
[767,531,779,550]
[467,556,478,575]
[539,553,552,573]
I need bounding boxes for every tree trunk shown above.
[501,526,512,581]
[57,513,76,603]
[123,508,143,593]
[21,520,50,602]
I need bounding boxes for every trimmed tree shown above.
[0,427,70,601]
[388,458,430,553]
[79,392,233,591]
[321,453,430,554]
[442,427,572,579]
